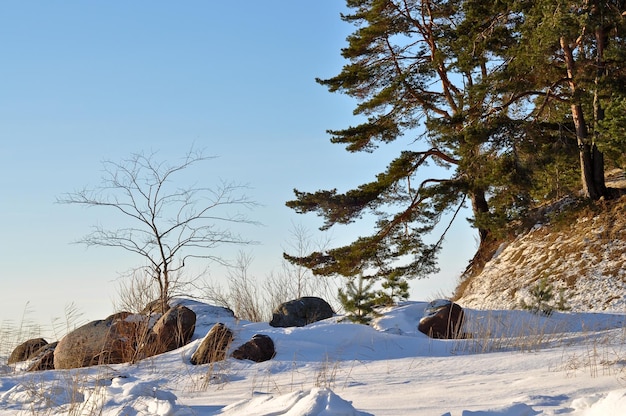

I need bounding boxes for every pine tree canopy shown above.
[285,0,626,294]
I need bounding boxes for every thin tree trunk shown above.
[578,141,599,200]
[592,18,607,197]
[592,145,606,196]
[162,269,169,313]
[561,36,600,200]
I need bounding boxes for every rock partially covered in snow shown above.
[54,305,197,369]
[417,299,465,339]
[270,297,334,328]
[26,341,57,372]
[7,338,48,364]
[53,313,139,369]
[231,334,275,363]
[147,305,196,355]
[190,322,233,365]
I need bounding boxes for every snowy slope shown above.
[457,194,626,313]
[0,298,625,415]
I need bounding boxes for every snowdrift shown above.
[0,299,624,415]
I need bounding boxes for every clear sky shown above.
[0,1,478,331]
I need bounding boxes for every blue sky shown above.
[0,2,477,328]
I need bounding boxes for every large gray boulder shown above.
[190,323,233,365]
[269,297,334,328]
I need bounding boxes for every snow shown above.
[219,388,370,416]
[0,298,625,415]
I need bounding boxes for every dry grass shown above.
[444,309,626,387]
[315,354,341,390]
[450,311,566,355]
[0,304,45,365]
[1,366,111,416]
[552,326,626,381]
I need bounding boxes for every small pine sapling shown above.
[376,272,409,306]
[338,275,379,324]
[520,277,569,316]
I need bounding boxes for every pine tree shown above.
[598,93,626,169]
[285,0,532,286]
[376,271,409,306]
[338,275,379,324]
[285,2,626,308]
[500,0,626,200]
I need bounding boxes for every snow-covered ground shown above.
[1,298,625,415]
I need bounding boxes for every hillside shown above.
[455,170,626,312]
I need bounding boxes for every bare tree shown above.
[58,149,258,313]
[225,251,264,322]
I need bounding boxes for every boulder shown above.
[417,299,465,339]
[27,342,58,372]
[53,305,197,369]
[109,315,149,363]
[53,312,140,369]
[141,299,171,315]
[231,334,275,363]
[143,305,196,356]
[269,297,334,328]
[190,323,234,365]
[7,338,48,364]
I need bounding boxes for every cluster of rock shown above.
[9,304,198,371]
[189,296,335,365]
[7,296,336,371]
[190,324,277,365]
[7,297,465,371]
